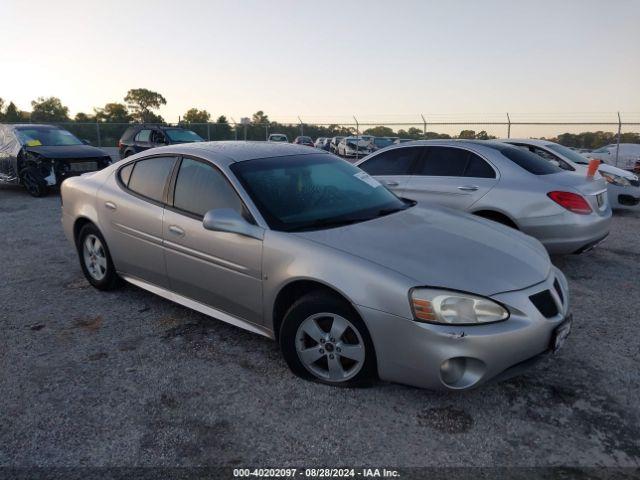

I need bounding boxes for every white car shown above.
[585,143,640,171]
[337,137,374,158]
[268,134,288,143]
[504,139,640,210]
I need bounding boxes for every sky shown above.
[1,0,639,130]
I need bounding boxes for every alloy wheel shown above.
[83,234,108,281]
[295,313,365,382]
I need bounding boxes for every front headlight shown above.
[410,288,509,325]
[601,172,631,187]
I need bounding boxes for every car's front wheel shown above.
[280,292,376,387]
[77,223,120,290]
[20,166,48,197]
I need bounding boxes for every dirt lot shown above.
[0,185,639,468]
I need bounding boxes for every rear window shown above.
[489,143,562,175]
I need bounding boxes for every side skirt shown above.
[121,274,274,339]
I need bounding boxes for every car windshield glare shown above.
[16,127,83,146]
[546,143,590,165]
[231,154,410,232]
[165,129,203,142]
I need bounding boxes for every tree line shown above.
[0,89,637,149]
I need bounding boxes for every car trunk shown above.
[545,171,609,215]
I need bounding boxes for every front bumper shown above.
[358,269,570,390]
[607,184,640,209]
[518,208,612,255]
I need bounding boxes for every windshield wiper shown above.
[288,217,369,232]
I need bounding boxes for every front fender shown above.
[262,231,416,330]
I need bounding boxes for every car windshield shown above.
[165,129,203,142]
[546,143,590,165]
[374,138,393,147]
[231,154,411,232]
[271,135,287,142]
[16,127,83,146]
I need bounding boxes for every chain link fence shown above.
[10,112,640,168]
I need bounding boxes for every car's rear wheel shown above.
[280,292,376,387]
[77,223,120,290]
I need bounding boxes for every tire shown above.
[76,223,121,290]
[20,166,48,197]
[279,292,377,387]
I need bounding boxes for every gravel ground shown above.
[0,185,639,468]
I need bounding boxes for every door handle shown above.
[168,225,185,237]
[457,185,479,192]
[384,180,399,187]
[104,201,117,210]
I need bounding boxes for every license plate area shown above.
[596,192,605,208]
[551,315,572,353]
[69,161,97,172]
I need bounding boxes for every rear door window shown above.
[135,129,152,142]
[126,156,176,202]
[417,147,469,176]
[464,154,496,178]
[359,147,421,175]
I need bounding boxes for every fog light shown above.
[440,357,486,389]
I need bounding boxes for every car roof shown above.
[148,140,323,166]
[5,124,63,130]
[500,138,553,147]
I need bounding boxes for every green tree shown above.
[212,115,233,140]
[183,108,211,123]
[458,129,476,139]
[475,130,496,140]
[30,97,69,122]
[74,112,95,122]
[252,110,270,125]
[95,103,132,123]
[4,102,22,122]
[124,88,167,123]
[363,126,396,137]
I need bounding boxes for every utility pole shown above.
[421,114,427,138]
[506,112,511,139]
[298,116,304,137]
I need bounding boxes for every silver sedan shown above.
[61,142,572,390]
[356,140,612,254]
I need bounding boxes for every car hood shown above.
[25,144,109,159]
[295,205,551,296]
[598,163,638,180]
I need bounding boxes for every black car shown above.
[293,136,314,147]
[118,125,204,159]
[0,124,112,197]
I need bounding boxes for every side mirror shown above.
[82,139,92,145]
[202,208,264,240]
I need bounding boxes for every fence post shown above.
[353,116,359,137]
[265,124,268,140]
[421,114,427,138]
[96,121,101,147]
[298,116,304,137]
[506,112,511,139]
[231,118,238,140]
[207,122,211,141]
[615,111,621,167]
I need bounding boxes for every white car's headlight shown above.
[600,172,631,187]
[410,288,509,325]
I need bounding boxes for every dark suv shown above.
[118,125,204,159]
